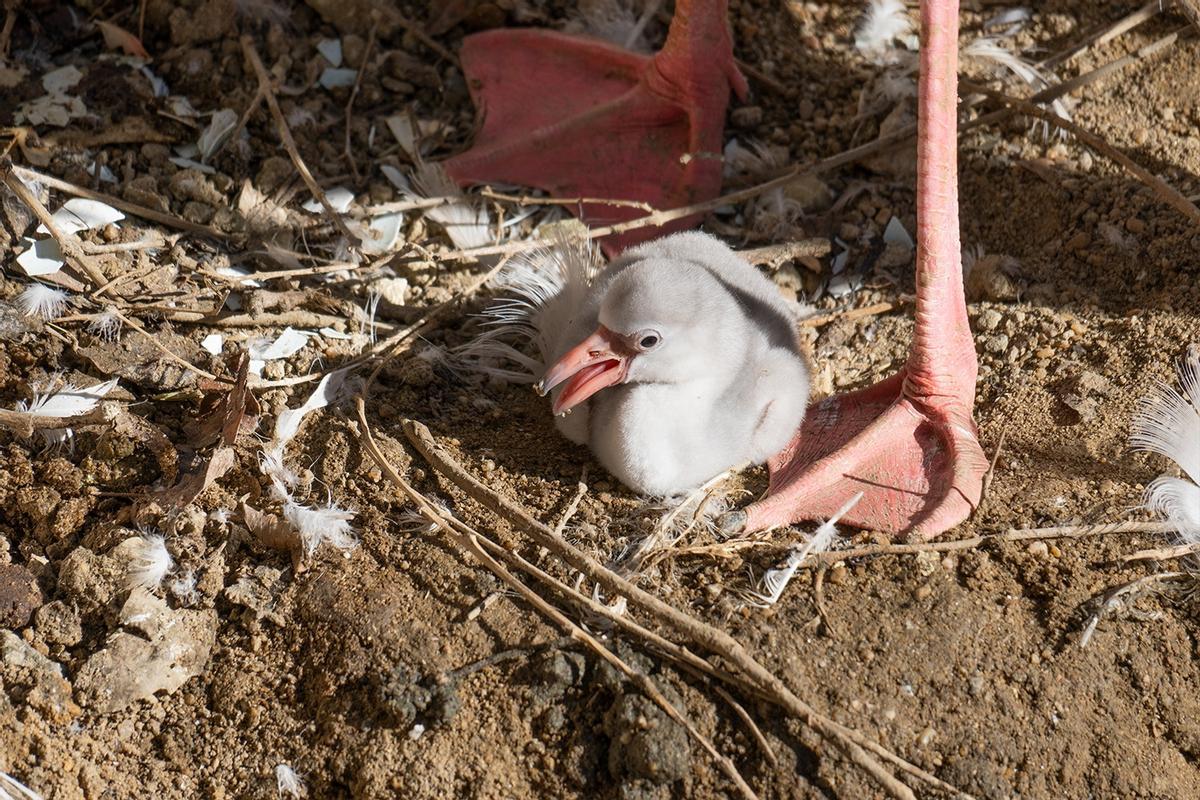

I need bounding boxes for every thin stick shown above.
[479,188,655,212]
[739,239,831,267]
[1005,520,1179,538]
[436,126,921,263]
[391,9,459,65]
[783,520,1182,568]
[800,299,907,328]
[462,530,760,800]
[399,419,943,800]
[240,36,361,245]
[360,196,460,215]
[1121,542,1200,563]
[0,406,113,437]
[624,0,663,49]
[735,58,789,96]
[1079,571,1186,647]
[354,404,758,800]
[343,25,377,182]
[712,683,778,766]
[978,87,1200,226]
[110,309,220,381]
[0,0,18,60]
[812,564,836,637]
[247,255,509,392]
[1,160,110,290]
[553,467,589,537]
[208,82,267,164]
[979,426,1008,503]
[362,256,511,387]
[1179,0,1200,30]
[200,256,388,284]
[13,166,227,239]
[1042,0,1162,68]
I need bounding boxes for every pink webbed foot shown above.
[733,373,988,541]
[442,0,748,253]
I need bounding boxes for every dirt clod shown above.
[0,564,42,628]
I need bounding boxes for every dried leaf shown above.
[240,503,299,552]
[96,21,151,58]
[130,447,236,525]
[186,355,259,447]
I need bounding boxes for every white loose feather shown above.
[1130,349,1200,542]
[283,499,357,555]
[855,0,915,64]
[264,369,350,489]
[744,492,862,608]
[124,533,174,591]
[16,283,70,319]
[962,37,1073,124]
[0,772,43,800]
[564,0,652,53]
[275,764,307,798]
[86,309,123,341]
[412,163,492,251]
[16,378,119,418]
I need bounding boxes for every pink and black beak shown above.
[537,325,632,415]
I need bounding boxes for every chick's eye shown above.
[639,333,660,349]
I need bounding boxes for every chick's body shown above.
[543,233,810,495]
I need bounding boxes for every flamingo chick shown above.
[510,233,810,496]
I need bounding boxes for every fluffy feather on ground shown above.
[274,764,307,798]
[15,377,119,418]
[16,283,69,319]
[854,0,916,64]
[741,493,862,608]
[124,533,174,591]
[410,162,493,251]
[1129,347,1200,542]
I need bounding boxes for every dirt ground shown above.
[2,0,1200,798]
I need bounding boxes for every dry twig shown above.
[13,166,227,239]
[343,25,378,182]
[354,402,759,800]
[399,418,965,800]
[1121,542,1200,563]
[977,86,1200,226]
[240,36,362,245]
[1,159,110,290]
[1079,571,1187,647]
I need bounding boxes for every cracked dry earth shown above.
[2,0,1200,798]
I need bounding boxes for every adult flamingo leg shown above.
[442,0,747,253]
[731,0,988,541]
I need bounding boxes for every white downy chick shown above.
[534,232,810,496]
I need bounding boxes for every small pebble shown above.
[1026,541,1049,557]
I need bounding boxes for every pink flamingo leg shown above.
[732,0,988,541]
[442,0,747,254]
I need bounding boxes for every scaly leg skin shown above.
[725,0,988,541]
[443,0,747,254]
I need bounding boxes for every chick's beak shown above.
[537,325,630,415]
